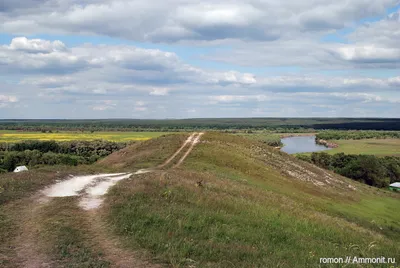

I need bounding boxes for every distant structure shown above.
[389,182,400,192]
[13,166,29,173]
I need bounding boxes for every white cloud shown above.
[0,95,18,108]
[334,45,400,64]
[349,10,400,47]
[209,94,269,103]
[2,37,256,87]
[8,37,67,53]
[1,0,398,42]
[150,87,169,96]
[90,100,116,111]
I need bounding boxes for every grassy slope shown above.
[105,132,400,267]
[0,130,170,142]
[98,133,188,170]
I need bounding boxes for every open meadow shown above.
[327,139,400,157]
[0,130,171,143]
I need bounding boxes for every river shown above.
[280,135,331,154]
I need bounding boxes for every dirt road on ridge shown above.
[11,132,204,268]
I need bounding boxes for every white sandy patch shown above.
[43,173,127,197]
[78,173,132,210]
[193,132,204,144]
[86,174,132,196]
[79,170,152,210]
[134,169,152,174]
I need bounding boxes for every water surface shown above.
[281,136,330,154]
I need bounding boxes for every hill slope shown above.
[1,132,399,267]
[104,132,400,267]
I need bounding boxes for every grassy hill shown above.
[103,132,400,267]
[1,132,399,267]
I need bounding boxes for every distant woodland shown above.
[1,118,400,131]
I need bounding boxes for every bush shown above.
[296,154,312,163]
[299,152,400,188]
[316,130,400,140]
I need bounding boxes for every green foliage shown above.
[316,130,400,140]
[0,150,85,171]
[0,140,130,171]
[296,154,312,163]
[11,140,60,152]
[237,133,284,147]
[303,152,399,188]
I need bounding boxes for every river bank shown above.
[315,138,339,148]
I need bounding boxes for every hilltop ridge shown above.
[102,132,400,267]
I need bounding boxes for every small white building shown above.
[389,182,400,192]
[13,166,29,173]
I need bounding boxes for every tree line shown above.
[297,152,400,188]
[0,140,130,172]
[316,130,400,140]
[1,118,400,131]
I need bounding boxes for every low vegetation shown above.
[38,197,111,267]
[297,152,400,188]
[325,139,400,157]
[104,133,400,267]
[316,130,400,140]
[236,132,283,147]
[0,140,130,172]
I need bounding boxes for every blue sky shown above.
[0,0,399,118]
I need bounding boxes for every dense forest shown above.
[297,153,400,188]
[1,118,400,131]
[0,140,130,172]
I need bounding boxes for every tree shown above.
[3,153,17,172]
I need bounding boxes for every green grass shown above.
[39,197,110,267]
[2,132,400,267]
[327,139,400,156]
[0,130,171,142]
[106,172,399,268]
[105,132,400,268]
[98,133,188,170]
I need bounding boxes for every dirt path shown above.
[85,211,162,268]
[13,195,54,268]
[173,132,204,168]
[158,132,197,168]
[12,132,204,267]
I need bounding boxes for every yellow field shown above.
[0,131,172,142]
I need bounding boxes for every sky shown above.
[0,0,399,119]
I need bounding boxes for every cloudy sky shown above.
[0,0,399,119]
